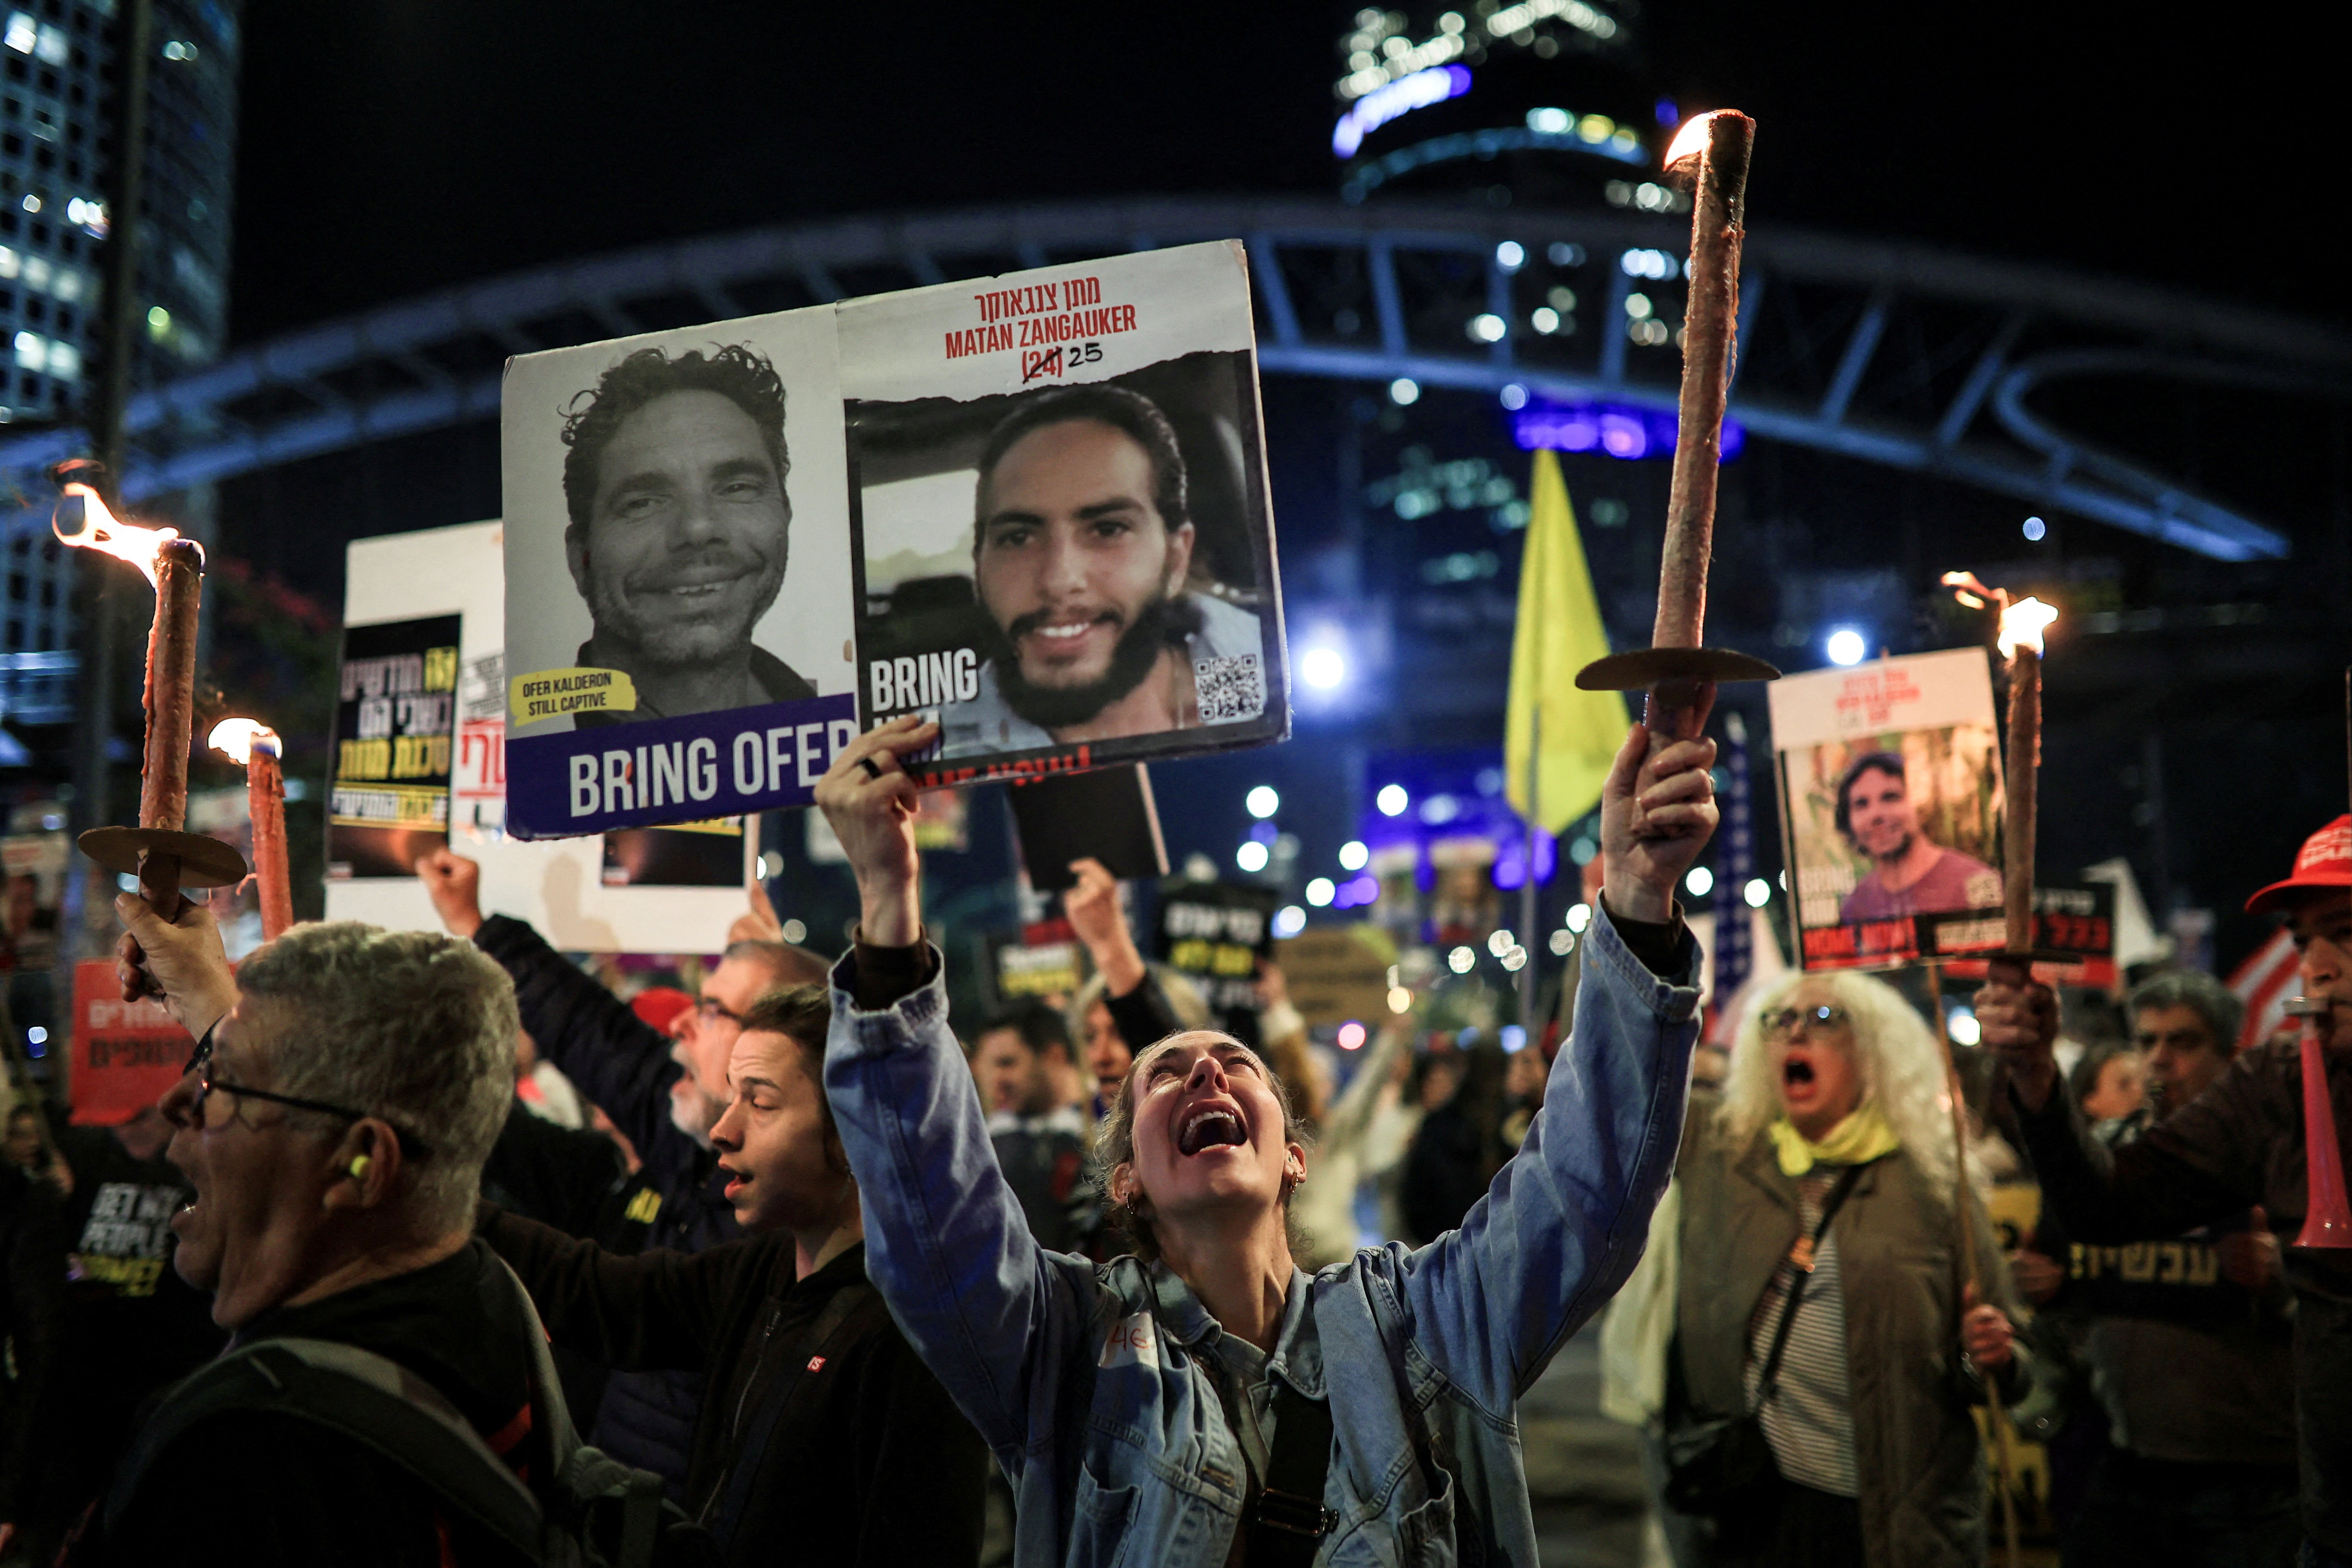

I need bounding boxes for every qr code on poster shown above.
[1194,654,1265,723]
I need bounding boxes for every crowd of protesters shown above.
[0,708,2344,1568]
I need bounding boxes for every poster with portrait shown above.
[1766,647,2008,971]
[327,615,462,879]
[838,241,1289,787]
[500,306,861,839]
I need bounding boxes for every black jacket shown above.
[93,1239,543,1567]
[475,915,741,1494]
[484,1213,986,1566]
[0,1161,64,1521]
[2014,1036,2352,1552]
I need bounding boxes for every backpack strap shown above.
[103,1336,545,1558]
[704,1280,887,1543]
[1747,1162,1865,1412]
[1244,1377,1338,1568]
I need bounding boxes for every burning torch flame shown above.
[1939,569,1997,610]
[208,718,280,766]
[1664,110,1730,173]
[1997,597,2059,658]
[52,482,194,588]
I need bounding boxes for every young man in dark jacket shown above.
[418,846,824,1494]
[482,986,986,1564]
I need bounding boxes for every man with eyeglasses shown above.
[89,896,537,1566]
[416,846,826,1498]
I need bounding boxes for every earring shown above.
[348,1155,372,1181]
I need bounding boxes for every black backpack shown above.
[105,1259,721,1567]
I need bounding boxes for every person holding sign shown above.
[557,343,817,727]
[815,710,1716,1565]
[941,385,1265,757]
[1832,750,2001,923]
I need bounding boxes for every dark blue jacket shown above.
[475,915,741,1497]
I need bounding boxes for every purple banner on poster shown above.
[506,693,859,839]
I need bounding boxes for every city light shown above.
[1237,841,1271,873]
[1337,1021,1368,1050]
[1306,877,1336,906]
[1487,928,1516,957]
[1377,784,1409,816]
[1531,307,1561,334]
[1300,645,1348,689]
[1331,63,1472,156]
[25,1025,45,1045]
[1565,902,1592,932]
[1684,866,1715,897]
[1468,314,1507,343]
[1447,945,1476,974]
[1549,929,1576,956]
[1500,1025,1528,1052]
[1495,240,1524,270]
[1388,985,1414,1014]
[1273,906,1308,939]
[779,918,807,943]
[1339,840,1369,871]
[1389,377,1420,405]
[1825,627,1867,666]
[2022,515,2048,542]
[1744,877,1771,907]
[1947,1011,1982,1046]
[1500,946,1528,972]
[1499,383,1528,411]
[1246,785,1280,818]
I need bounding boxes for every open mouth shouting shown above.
[1175,1101,1250,1157]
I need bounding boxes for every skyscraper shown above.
[0,0,239,712]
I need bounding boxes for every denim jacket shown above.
[824,906,1699,1567]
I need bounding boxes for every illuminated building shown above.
[0,0,240,718]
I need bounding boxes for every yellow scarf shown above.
[1768,1103,1900,1176]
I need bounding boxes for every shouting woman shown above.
[814,710,1719,1566]
[1613,968,2027,1568]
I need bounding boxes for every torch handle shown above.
[1651,110,1753,655]
[140,539,204,836]
[2003,646,2041,955]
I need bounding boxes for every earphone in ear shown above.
[348,1155,372,1181]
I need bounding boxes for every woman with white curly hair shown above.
[1608,965,2029,1568]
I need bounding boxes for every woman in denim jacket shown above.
[815,711,1721,1567]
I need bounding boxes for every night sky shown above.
[229,2,2339,341]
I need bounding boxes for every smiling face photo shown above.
[502,307,856,758]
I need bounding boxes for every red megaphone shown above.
[2289,998,2352,1250]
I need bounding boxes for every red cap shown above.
[2245,815,2352,914]
[631,986,695,1037]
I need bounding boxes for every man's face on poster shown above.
[1844,764,1920,862]
[974,418,1194,699]
[567,389,790,671]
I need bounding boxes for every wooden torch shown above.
[52,465,248,916]
[1576,110,1780,731]
[209,719,294,941]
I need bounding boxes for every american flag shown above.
[2229,926,2301,1048]
[1711,710,1754,1003]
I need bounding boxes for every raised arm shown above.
[1396,714,1717,1411]
[817,718,1102,1461]
[1980,971,2258,1242]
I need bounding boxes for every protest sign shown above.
[840,242,1287,787]
[69,961,188,1125]
[1766,648,2008,971]
[1155,880,1278,1023]
[325,521,757,952]
[1276,925,1397,1030]
[500,305,860,837]
[498,242,1287,836]
[327,615,461,878]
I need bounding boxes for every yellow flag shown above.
[1506,450,1630,833]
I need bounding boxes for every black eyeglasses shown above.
[176,1026,429,1158]
[1760,1004,1852,1038]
